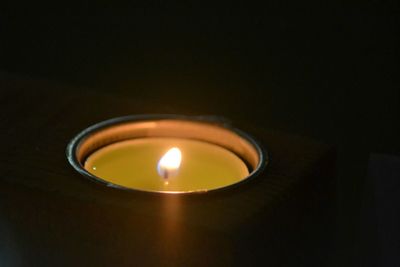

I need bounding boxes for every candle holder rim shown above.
[66,114,268,194]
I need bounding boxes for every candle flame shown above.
[157,147,182,180]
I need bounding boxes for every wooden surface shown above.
[0,79,336,266]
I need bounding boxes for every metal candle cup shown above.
[66,115,267,194]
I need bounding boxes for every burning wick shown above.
[157,147,182,182]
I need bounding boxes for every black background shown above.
[1,1,399,266]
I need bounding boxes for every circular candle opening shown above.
[66,115,267,194]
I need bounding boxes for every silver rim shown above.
[66,114,268,194]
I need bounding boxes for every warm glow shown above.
[157,147,182,179]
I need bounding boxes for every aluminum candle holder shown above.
[66,114,267,194]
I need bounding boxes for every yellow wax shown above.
[84,137,249,193]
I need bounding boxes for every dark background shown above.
[1,1,399,266]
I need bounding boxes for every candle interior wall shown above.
[0,83,335,266]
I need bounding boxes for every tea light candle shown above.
[84,138,249,192]
[67,115,265,194]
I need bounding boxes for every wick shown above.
[163,170,169,180]
[164,171,169,185]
